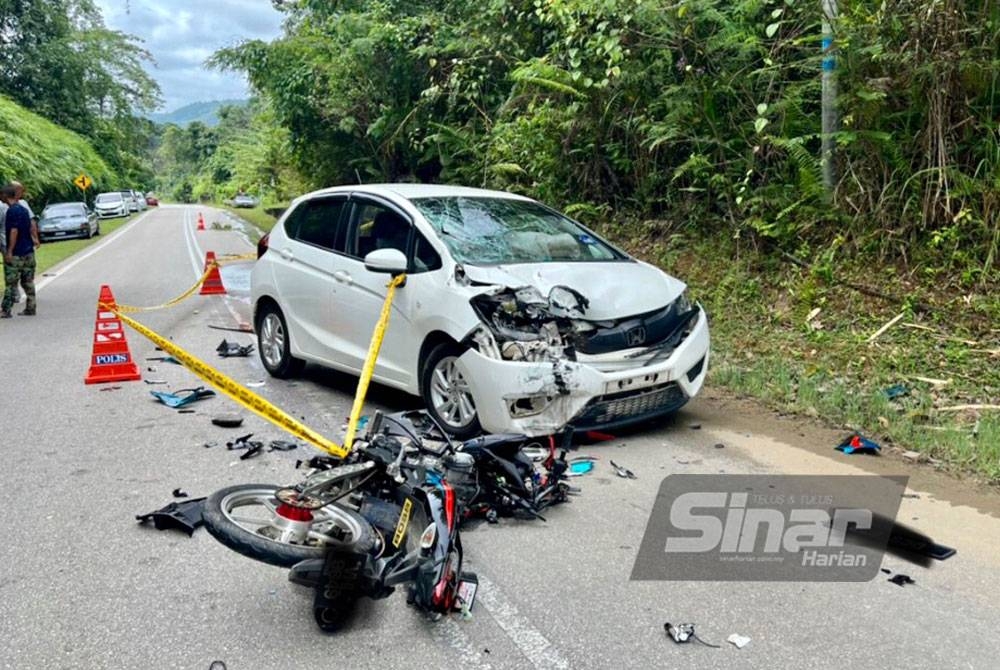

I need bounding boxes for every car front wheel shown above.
[421,342,482,439]
[256,302,305,378]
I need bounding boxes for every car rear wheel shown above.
[257,302,305,378]
[421,342,482,439]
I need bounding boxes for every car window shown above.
[285,198,346,251]
[413,233,442,272]
[411,196,624,265]
[348,202,412,260]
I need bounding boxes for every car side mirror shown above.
[364,248,408,277]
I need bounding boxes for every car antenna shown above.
[355,169,363,185]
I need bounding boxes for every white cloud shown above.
[94,0,283,112]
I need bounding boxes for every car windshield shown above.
[96,194,121,203]
[411,197,623,265]
[44,204,84,217]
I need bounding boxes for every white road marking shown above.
[35,210,155,293]
[430,618,494,669]
[476,575,570,669]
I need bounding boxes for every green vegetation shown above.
[146,0,1000,478]
[0,95,115,199]
[0,0,161,198]
[220,205,280,238]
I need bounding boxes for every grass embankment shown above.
[34,213,136,274]
[626,231,1000,483]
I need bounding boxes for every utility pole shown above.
[821,0,838,196]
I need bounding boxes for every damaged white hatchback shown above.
[251,184,710,438]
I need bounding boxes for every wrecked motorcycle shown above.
[202,410,573,630]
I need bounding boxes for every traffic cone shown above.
[85,285,142,384]
[199,251,227,295]
[197,213,206,231]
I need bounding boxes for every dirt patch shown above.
[687,387,1000,519]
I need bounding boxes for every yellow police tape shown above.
[116,266,214,314]
[104,303,349,457]
[100,271,406,458]
[343,273,406,451]
[115,253,255,313]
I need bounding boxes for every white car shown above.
[251,184,710,438]
[93,192,128,218]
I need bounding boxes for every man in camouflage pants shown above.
[1,183,36,317]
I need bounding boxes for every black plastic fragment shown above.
[172,488,189,498]
[216,339,255,358]
[135,498,206,536]
[888,573,916,587]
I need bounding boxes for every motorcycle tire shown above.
[313,549,367,633]
[203,483,377,568]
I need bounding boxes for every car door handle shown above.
[279,247,294,261]
[333,270,352,285]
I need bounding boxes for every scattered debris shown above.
[208,323,254,334]
[226,433,256,449]
[147,355,182,365]
[664,623,719,647]
[888,573,916,587]
[610,460,637,479]
[805,306,822,326]
[216,339,255,358]
[727,633,751,649]
[209,661,227,670]
[144,379,167,385]
[568,457,596,476]
[584,430,616,442]
[178,409,196,414]
[835,433,881,455]
[688,422,702,430]
[135,498,206,536]
[268,440,299,452]
[240,442,264,460]
[246,381,266,388]
[203,441,218,448]
[99,385,122,392]
[212,413,244,428]
[150,387,216,408]
[172,488,189,498]
[882,384,909,400]
[902,493,921,499]
[714,443,725,449]
[147,366,158,372]
[909,375,951,388]
[867,312,906,343]
[901,450,925,463]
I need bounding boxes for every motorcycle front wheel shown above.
[203,484,376,568]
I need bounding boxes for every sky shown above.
[94,0,285,113]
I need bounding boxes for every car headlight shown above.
[674,288,693,313]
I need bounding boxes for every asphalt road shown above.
[2,205,999,670]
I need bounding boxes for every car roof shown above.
[306,183,536,203]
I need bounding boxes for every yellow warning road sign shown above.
[74,173,92,191]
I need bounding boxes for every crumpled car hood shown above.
[463,261,684,320]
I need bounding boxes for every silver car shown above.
[38,202,100,240]
[94,192,128,218]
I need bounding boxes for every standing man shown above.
[11,181,40,249]
[2,183,36,317]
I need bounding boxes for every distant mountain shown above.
[149,99,248,127]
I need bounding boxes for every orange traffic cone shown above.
[197,213,205,231]
[85,285,142,384]
[199,251,227,295]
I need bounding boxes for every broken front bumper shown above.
[459,307,710,436]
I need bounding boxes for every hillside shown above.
[149,100,248,127]
[0,95,115,201]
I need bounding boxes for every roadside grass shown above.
[34,214,135,274]
[604,227,1000,484]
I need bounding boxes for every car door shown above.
[269,196,349,362]
[327,196,442,388]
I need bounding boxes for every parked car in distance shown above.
[145,193,159,206]
[38,202,100,240]
[230,194,258,208]
[94,192,128,218]
[251,184,710,439]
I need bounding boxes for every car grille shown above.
[571,382,687,429]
